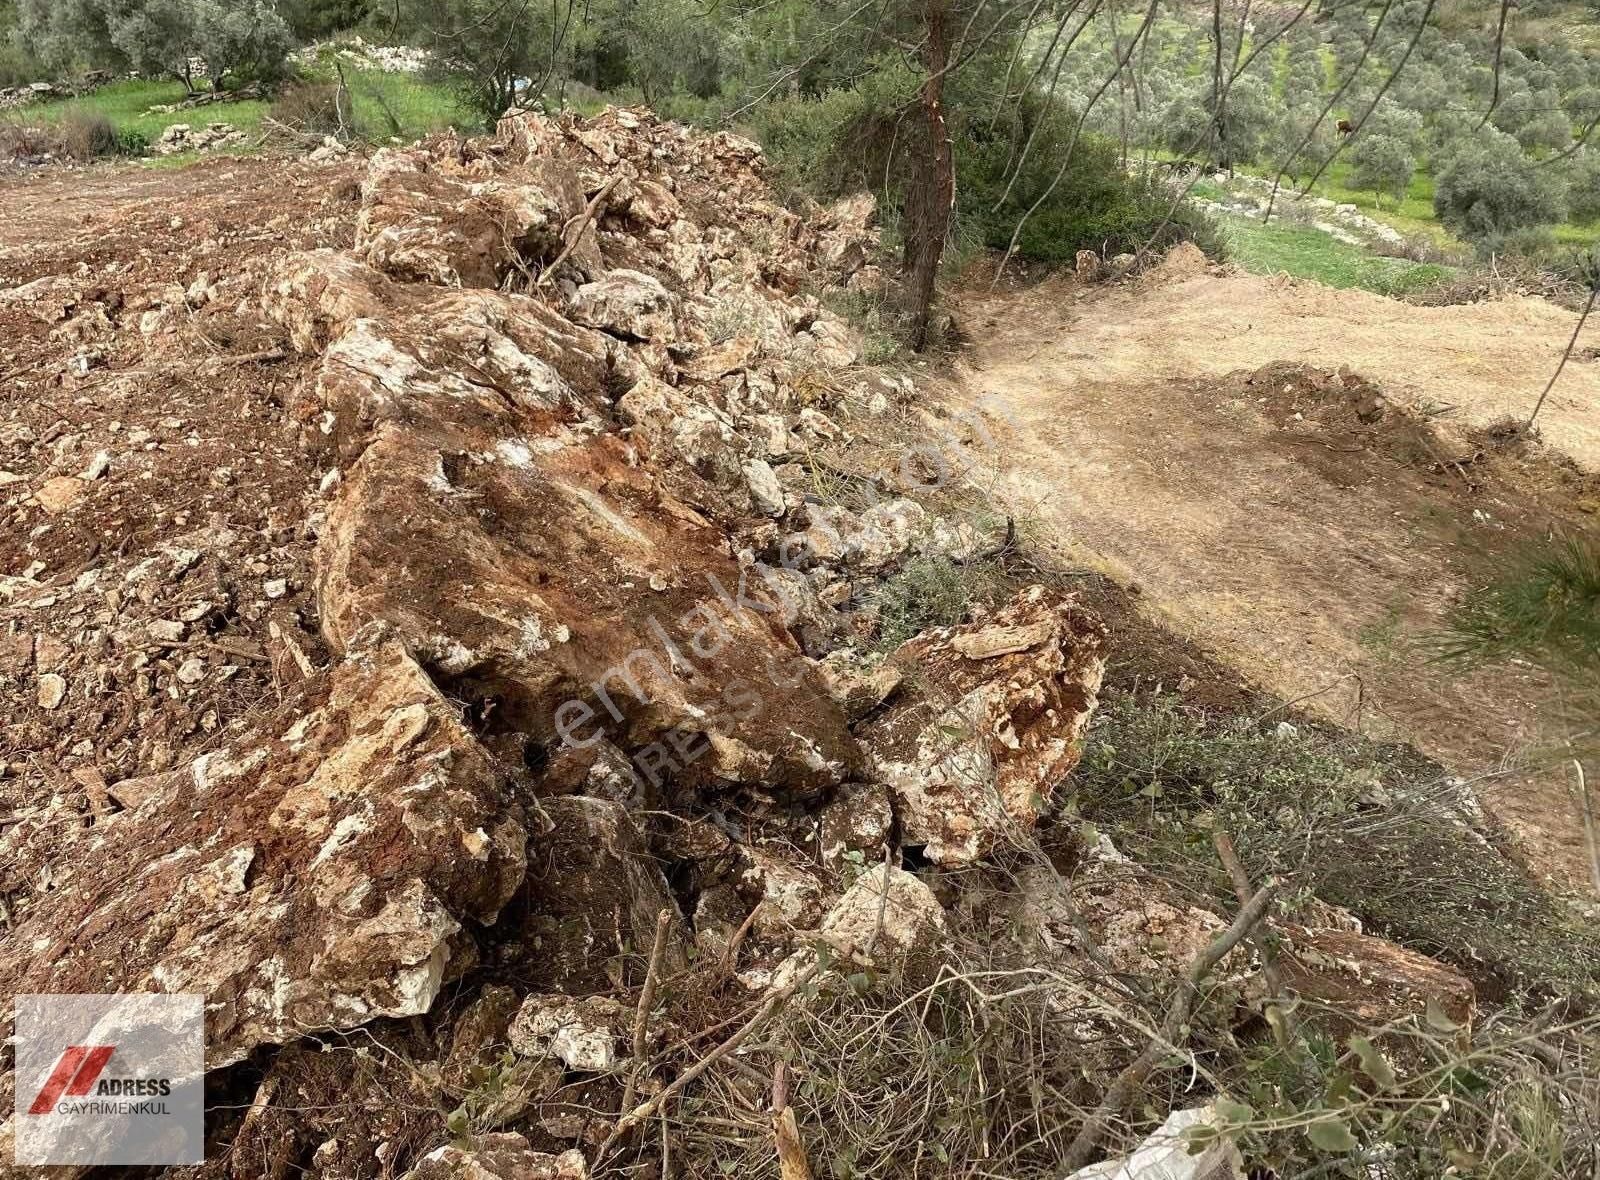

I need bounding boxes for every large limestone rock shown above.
[819,863,946,962]
[265,250,861,799]
[355,147,585,288]
[568,268,680,341]
[0,639,528,1065]
[859,587,1107,863]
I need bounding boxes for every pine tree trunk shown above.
[905,0,954,352]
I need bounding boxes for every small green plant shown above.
[871,553,1016,651]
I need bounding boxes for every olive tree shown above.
[17,0,290,90]
[1350,132,1415,206]
[1433,129,1567,251]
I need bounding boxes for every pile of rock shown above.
[1185,169,1410,249]
[0,71,113,111]
[152,121,247,156]
[292,36,431,75]
[0,81,62,110]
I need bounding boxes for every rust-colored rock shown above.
[355,147,581,289]
[1279,926,1477,1028]
[859,587,1107,863]
[0,639,528,1065]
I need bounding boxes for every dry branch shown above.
[620,907,676,1118]
[1213,830,1295,1047]
[1058,882,1278,1174]
[1573,760,1600,900]
[537,175,619,287]
[600,957,828,1157]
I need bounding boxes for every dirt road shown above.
[942,249,1600,893]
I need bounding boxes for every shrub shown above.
[749,74,1225,272]
[276,0,369,41]
[116,125,150,156]
[746,64,919,204]
[0,118,53,161]
[1562,147,1600,223]
[1073,692,1600,1001]
[58,110,119,160]
[960,99,1225,262]
[871,552,1018,651]
[270,80,348,137]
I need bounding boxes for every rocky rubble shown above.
[0,107,1486,1179]
[153,122,249,156]
[0,107,1110,1172]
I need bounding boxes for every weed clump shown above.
[270,80,349,138]
[871,552,1018,652]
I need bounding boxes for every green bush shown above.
[115,125,149,155]
[745,64,919,204]
[960,100,1225,262]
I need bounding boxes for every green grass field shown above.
[1218,216,1457,296]
[13,68,474,164]
[20,78,270,141]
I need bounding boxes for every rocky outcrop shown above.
[354,148,588,288]
[860,587,1108,862]
[0,637,528,1065]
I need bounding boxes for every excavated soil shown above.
[1,157,361,896]
[942,256,1600,895]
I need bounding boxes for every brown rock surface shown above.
[0,638,528,1065]
[860,587,1108,862]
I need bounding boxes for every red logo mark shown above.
[28,1046,115,1115]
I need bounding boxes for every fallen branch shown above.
[538,175,619,287]
[620,908,675,1118]
[1526,283,1598,432]
[1058,882,1278,1175]
[772,1061,813,1180]
[1213,830,1294,1047]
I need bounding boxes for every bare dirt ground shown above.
[0,156,362,913]
[941,252,1600,896]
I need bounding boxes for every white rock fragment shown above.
[509,995,623,1072]
[36,673,67,710]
